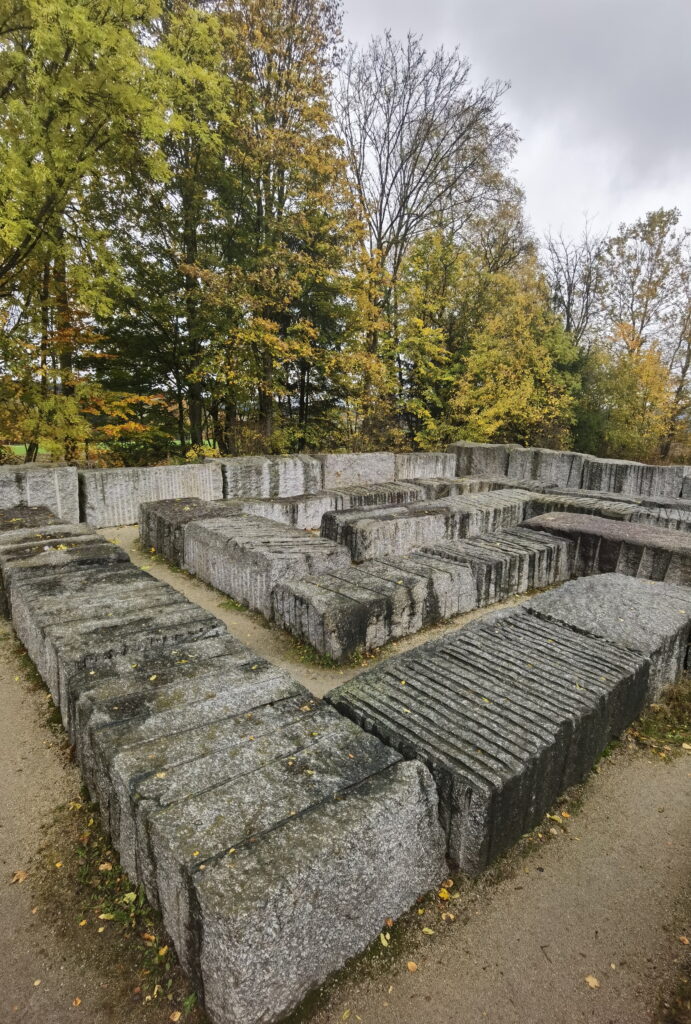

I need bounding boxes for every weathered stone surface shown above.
[526,574,691,699]
[316,452,395,489]
[394,452,456,479]
[273,526,573,661]
[272,554,475,661]
[0,465,79,523]
[84,665,309,869]
[145,709,401,964]
[527,491,686,528]
[447,441,519,478]
[80,464,223,527]
[237,483,428,531]
[506,447,586,489]
[139,498,244,566]
[0,505,59,533]
[220,455,323,499]
[10,563,224,708]
[523,511,691,586]
[184,514,351,617]
[682,475,691,500]
[192,760,445,1024]
[580,455,684,499]
[328,607,648,873]
[420,525,574,606]
[0,523,128,615]
[321,490,536,561]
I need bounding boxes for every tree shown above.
[543,221,606,348]
[451,263,579,447]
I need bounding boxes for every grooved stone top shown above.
[328,606,648,873]
[394,452,456,479]
[218,454,322,499]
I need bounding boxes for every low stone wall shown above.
[80,463,223,527]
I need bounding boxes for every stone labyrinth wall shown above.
[2,441,691,1024]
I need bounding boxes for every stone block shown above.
[328,607,648,874]
[321,490,536,561]
[394,452,456,479]
[192,760,445,1024]
[446,441,518,477]
[272,554,475,661]
[580,456,684,499]
[79,464,223,527]
[183,515,351,618]
[237,483,428,531]
[316,452,395,489]
[526,574,691,699]
[139,498,244,566]
[0,465,79,523]
[219,455,323,499]
[522,511,691,586]
[419,525,574,606]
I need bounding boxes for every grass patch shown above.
[628,674,691,754]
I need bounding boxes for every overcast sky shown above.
[342,0,691,239]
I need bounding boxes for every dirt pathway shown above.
[0,537,688,1023]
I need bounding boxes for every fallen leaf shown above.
[33,980,41,987]
[98,862,112,872]
[561,811,571,819]
[407,961,418,972]
[54,861,63,869]
[438,887,451,901]
[72,997,81,1007]
[679,936,689,945]
[11,870,28,884]
[385,918,394,928]
[379,933,389,947]
[142,933,156,943]
[78,919,87,927]
[158,946,169,957]
[585,975,600,989]
[170,1013,182,1023]
[422,927,434,935]
[98,913,114,920]
[681,743,691,751]
[122,892,137,905]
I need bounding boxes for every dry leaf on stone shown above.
[11,870,28,884]
[585,975,600,989]
[406,962,418,972]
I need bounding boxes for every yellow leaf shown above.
[54,861,63,869]
[438,887,451,901]
[379,933,389,947]
[72,997,81,1007]
[585,975,600,989]
[679,936,689,945]
[98,862,112,872]
[78,919,87,927]
[98,913,115,920]
[149,675,157,682]
[122,892,137,904]
[407,961,418,972]
[34,979,41,986]
[158,945,169,957]
[422,927,434,935]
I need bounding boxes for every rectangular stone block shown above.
[329,607,648,874]
[219,455,323,499]
[0,465,79,523]
[523,511,691,586]
[139,498,244,566]
[517,448,586,489]
[237,483,429,531]
[316,452,395,489]
[272,554,475,661]
[420,525,574,606]
[191,760,445,1024]
[581,456,684,499]
[525,574,691,699]
[446,441,518,477]
[321,490,536,562]
[183,515,351,618]
[394,452,456,479]
[79,464,223,527]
